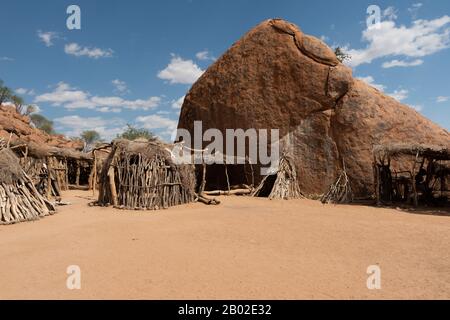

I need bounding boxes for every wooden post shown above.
[75,161,81,186]
[199,162,206,195]
[93,151,97,196]
[224,162,231,194]
[247,157,255,188]
[108,165,118,206]
[46,157,52,199]
[63,159,68,191]
[411,151,419,207]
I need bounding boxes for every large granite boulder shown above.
[177,19,450,197]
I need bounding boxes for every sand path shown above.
[0,190,449,299]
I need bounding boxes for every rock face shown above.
[177,19,450,197]
[0,105,83,150]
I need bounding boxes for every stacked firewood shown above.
[320,163,353,204]
[0,139,56,224]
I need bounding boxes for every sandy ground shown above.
[0,190,449,300]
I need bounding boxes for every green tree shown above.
[30,114,55,134]
[80,130,101,145]
[0,80,13,105]
[117,124,156,141]
[334,47,351,63]
[25,105,37,116]
[11,95,24,114]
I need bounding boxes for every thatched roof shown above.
[112,139,173,163]
[374,144,450,160]
[0,148,25,184]
[10,140,93,161]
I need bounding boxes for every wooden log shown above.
[204,189,252,196]
[108,166,118,207]
[196,193,220,205]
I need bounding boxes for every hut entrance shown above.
[252,155,302,200]
[200,164,250,191]
[253,174,277,197]
[67,159,91,187]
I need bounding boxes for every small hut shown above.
[97,139,196,210]
[251,154,302,200]
[10,141,93,198]
[373,144,450,206]
[0,140,56,224]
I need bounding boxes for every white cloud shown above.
[158,55,204,84]
[15,88,35,95]
[171,95,185,109]
[409,104,423,111]
[136,114,177,130]
[320,35,329,43]
[88,96,161,110]
[358,76,410,102]
[24,104,41,115]
[37,30,59,47]
[15,88,27,95]
[383,7,398,21]
[35,82,88,106]
[357,76,386,91]
[54,115,126,141]
[35,82,161,111]
[382,59,424,68]
[195,50,215,61]
[437,96,449,103]
[136,114,178,140]
[346,16,450,67]
[65,43,114,59]
[111,79,129,94]
[35,82,89,106]
[388,89,409,102]
[0,56,14,61]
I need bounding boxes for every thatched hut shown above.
[10,141,93,197]
[97,139,196,210]
[251,154,302,200]
[0,141,56,224]
[373,144,450,206]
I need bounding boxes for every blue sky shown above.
[0,0,449,141]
